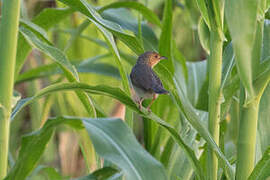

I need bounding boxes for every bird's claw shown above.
[136,101,142,111]
[139,104,142,111]
[147,107,151,113]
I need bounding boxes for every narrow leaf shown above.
[196,0,210,28]
[225,0,259,102]
[58,0,144,55]
[15,8,73,77]
[5,117,84,180]
[19,25,96,116]
[248,147,270,180]
[158,0,174,73]
[99,1,162,27]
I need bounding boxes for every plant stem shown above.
[0,0,21,178]
[207,29,223,180]
[236,86,259,180]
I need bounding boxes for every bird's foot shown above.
[136,100,142,111]
[146,107,151,113]
[139,103,142,111]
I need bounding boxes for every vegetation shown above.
[0,0,270,179]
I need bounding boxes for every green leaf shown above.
[15,8,73,77]
[196,0,210,28]
[154,64,234,179]
[16,62,120,84]
[7,114,167,180]
[262,20,270,61]
[209,0,224,29]
[82,117,167,180]
[12,91,21,109]
[100,8,158,51]
[58,0,144,55]
[198,17,210,54]
[173,42,188,81]
[158,0,174,73]
[90,20,130,95]
[186,60,207,106]
[19,19,50,44]
[32,8,74,30]
[5,117,84,180]
[19,25,96,117]
[75,167,119,180]
[16,53,121,84]
[19,26,78,80]
[99,1,162,27]
[225,0,259,102]
[258,84,270,155]
[167,112,207,180]
[248,147,270,180]
[221,43,235,90]
[11,82,204,180]
[87,21,130,94]
[29,165,64,180]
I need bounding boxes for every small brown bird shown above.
[130,51,169,112]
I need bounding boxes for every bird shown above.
[130,51,169,112]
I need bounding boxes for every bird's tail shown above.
[155,88,169,94]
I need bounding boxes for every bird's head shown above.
[137,51,167,68]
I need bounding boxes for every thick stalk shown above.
[0,0,21,178]
[236,87,259,179]
[207,30,223,180]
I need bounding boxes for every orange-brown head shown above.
[137,51,167,68]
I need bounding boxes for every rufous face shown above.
[148,52,167,67]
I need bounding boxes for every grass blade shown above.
[58,0,144,55]
[15,8,73,77]
[225,0,259,103]
[248,147,270,180]
[99,1,162,27]
[158,0,174,73]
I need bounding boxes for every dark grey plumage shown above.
[130,63,168,95]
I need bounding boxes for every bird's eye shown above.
[155,55,158,58]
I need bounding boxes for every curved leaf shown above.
[99,1,162,27]
[29,165,63,180]
[15,8,74,77]
[154,64,235,179]
[6,115,167,180]
[248,147,270,180]
[258,84,270,156]
[75,167,119,180]
[82,117,167,180]
[101,8,158,51]
[5,117,84,180]
[11,82,204,179]
[196,0,210,28]
[198,17,210,54]
[16,57,121,84]
[58,0,144,55]
[20,26,78,80]
[19,25,96,116]
[90,21,131,95]
[225,0,259,102]
[158,0,174,73]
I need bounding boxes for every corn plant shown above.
[0,0,270,179]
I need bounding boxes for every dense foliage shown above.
[0,0,270,179]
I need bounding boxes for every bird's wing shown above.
[151,71,168,94]
[130,64,153,91]
[130,64,168,94]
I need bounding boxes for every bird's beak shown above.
[160,56,168,60]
